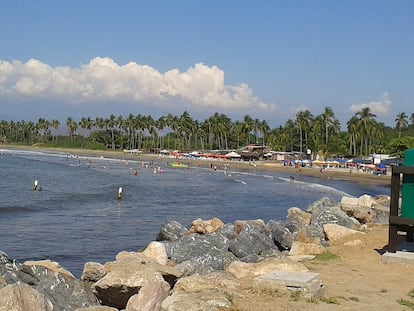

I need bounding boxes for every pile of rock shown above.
[0,194,389,311]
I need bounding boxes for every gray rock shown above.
[0,251,97,311]
[267,220,294,250]
[307,197,355,228]
[228,222,276,259]
[156,220,188,242]
[165,232,230,263]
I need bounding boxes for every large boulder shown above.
[267,220,294,250]
[164,231,234,273]
[81,262,106,283]
[92,253,181,310]
[142,241,168,265]
[0,251,98,311]
[323,223,365,242]
[188,218,224,234]
[0,283,52,311]
[156,220,188,242]
[125,280,170,311]
[227,258,308,280]
[228,222,277,260]
[286,207,311,225]
[24,262,99,310]
[307,197,356,228]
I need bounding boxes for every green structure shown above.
[401,149,414,218]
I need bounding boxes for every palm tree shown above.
[347,116,359,156]
[319,107,339,145]
[66,117,78,141]
[395,112,408,138]
[36,118,49,143]
[355,107,377,156]
[106,114,117,149]
[295,110,313,154]
[240,115,253,145]
[49,119,60,141]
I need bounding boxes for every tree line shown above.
[1,107,414,159]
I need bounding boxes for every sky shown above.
[1,0,413,129]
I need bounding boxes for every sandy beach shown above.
[1,144,392,187]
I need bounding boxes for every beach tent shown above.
[225,151,241,158]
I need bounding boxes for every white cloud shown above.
[0,57,276,115]
[349,92,391,116]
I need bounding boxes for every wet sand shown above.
[1,144,392,187]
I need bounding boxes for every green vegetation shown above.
[314,251,340,261]
[397,298,414,309]
[320,296,340,304]
[396,288,414,310]
[290,290,302,301]
[1,108,414,158]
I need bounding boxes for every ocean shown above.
[0,149,389,277]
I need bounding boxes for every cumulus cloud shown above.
[349,92,391,116]
[0,57,275,115]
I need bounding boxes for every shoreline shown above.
[1,144,392,187]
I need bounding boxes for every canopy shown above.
[225,151,241,158]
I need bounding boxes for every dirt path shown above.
[230,225,414,311]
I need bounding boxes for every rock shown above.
[288,241,325,256]
[126,280,170,311]
[165,232,235,273]
[307,197,356,228]
[267,220,294,250]
[24,259,74,278]
[172,272,240,293]
[295,225,326,245]
[188,217,224,234]
[219,223,237,240]
[340,196,376,223]
[161,291,232,311]
[227,258,308,280]
[286,207,311,225]
[25,263,99,310]
[142,241,168,265]
[115,251,137,261]
[0,283,52,311]
[81,262,106,283]
[92,253,181,310]
[323,223,365,242]
[234,219,266,235]
[2,251,98,310]
[252,270,325,299]
[156,220,188,242]
[228,222,276,259]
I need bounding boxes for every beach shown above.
[1,144,392,187]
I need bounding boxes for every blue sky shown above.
[1,0,413,128]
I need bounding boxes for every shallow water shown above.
[0,149,389,277]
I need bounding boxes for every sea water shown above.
[0,149,389,277]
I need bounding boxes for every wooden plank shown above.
[392,166,414,174]
[389,215,414,226]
